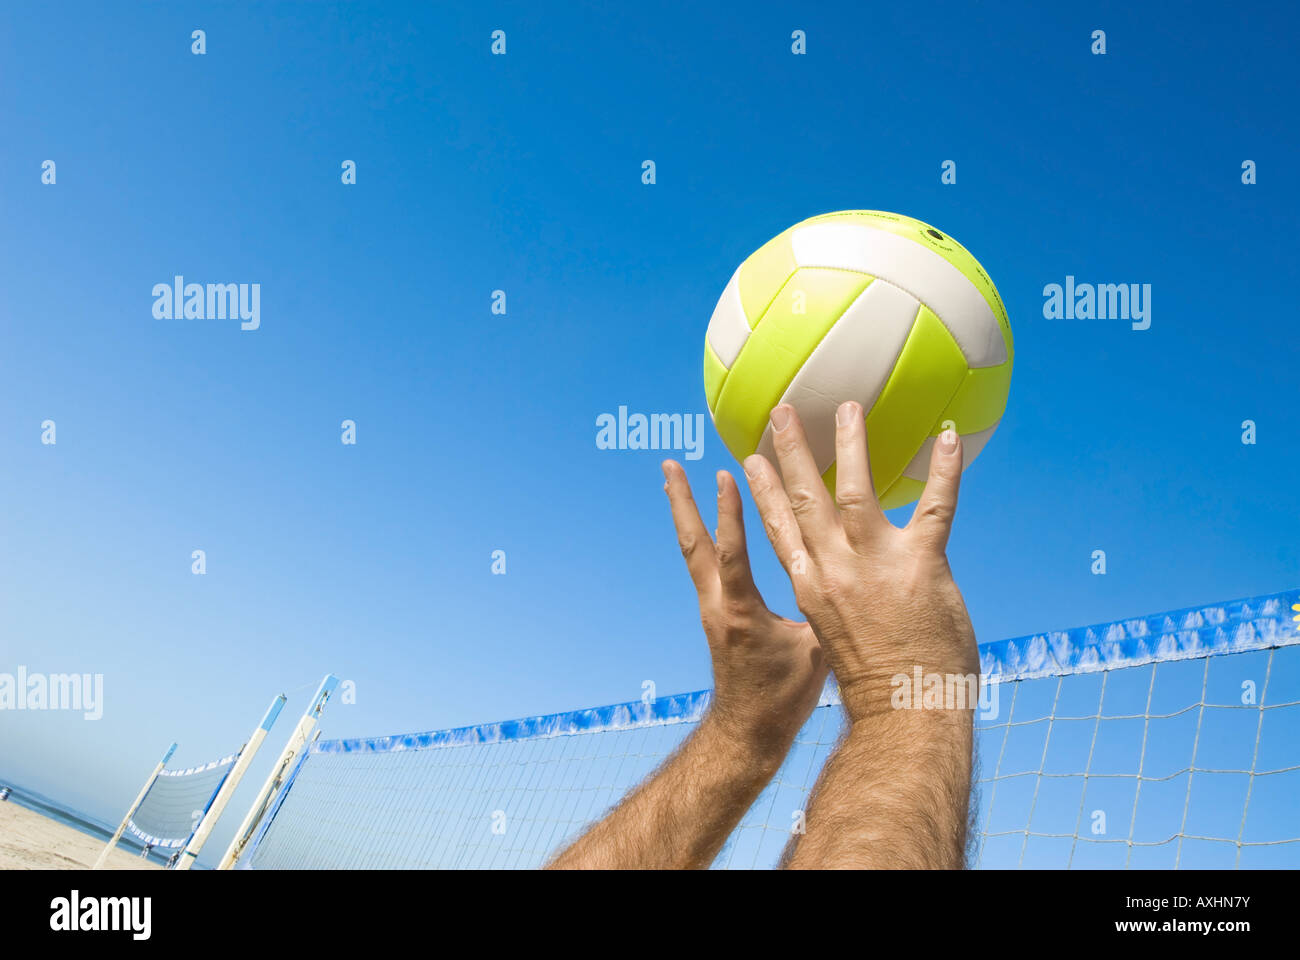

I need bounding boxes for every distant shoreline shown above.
[0,787,164,870]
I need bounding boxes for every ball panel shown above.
[711,267,871,461]
[939,360,1013,436]
[819,461,923,509]
[704,268,749,368]
[751,277,921,475]
[900,420,1000,484]
[703,338,727,411]
[799,210,1010,343]
[791,219,1006,368]
[736,227,799,329]
[878,474,926,510]
[862,304,968,493]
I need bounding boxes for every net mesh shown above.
[244,590,1300,869]
[129,753,237,849]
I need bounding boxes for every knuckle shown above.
[786,485,821,516]
[677,533,703,557]
[916,497,955,527]
[763,514,789,544]
[836,484,870,510]
[818,570,853,603]
[714,543,741,568]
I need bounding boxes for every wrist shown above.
[699,707,792,778]
[836,659,981,724]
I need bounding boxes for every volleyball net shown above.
[127,751,238,851]
[95,693,289,868]
[240,589,1300,869]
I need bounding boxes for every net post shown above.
[93,741,177,870]
[236,728,321,868]
[172,693,287,871]
[216,674,338,870]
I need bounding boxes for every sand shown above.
[0,801,161,870]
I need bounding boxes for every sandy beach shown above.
[0,801,161,870]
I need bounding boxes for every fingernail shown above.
[742,456,759,479]
[836,401,857,427]
[939,429,958,453]
[770,405,791,432]
[717,472,725,497]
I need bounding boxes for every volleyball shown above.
[703,210,1013,509]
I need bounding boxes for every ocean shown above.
[0,781,171,867]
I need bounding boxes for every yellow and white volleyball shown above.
[703,210,1013,509]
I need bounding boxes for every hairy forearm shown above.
[783,705,973,869]
[547,714,780,869]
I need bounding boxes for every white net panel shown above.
[244,590,1300,869]
[129,753,238,850]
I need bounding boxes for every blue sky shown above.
[1,0,1297,865]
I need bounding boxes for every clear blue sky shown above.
[1,0,1297,865]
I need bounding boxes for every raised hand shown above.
[741,402,978,722]
[740,401,979,868]
[662,461,827,755]
[546,461,827,869]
